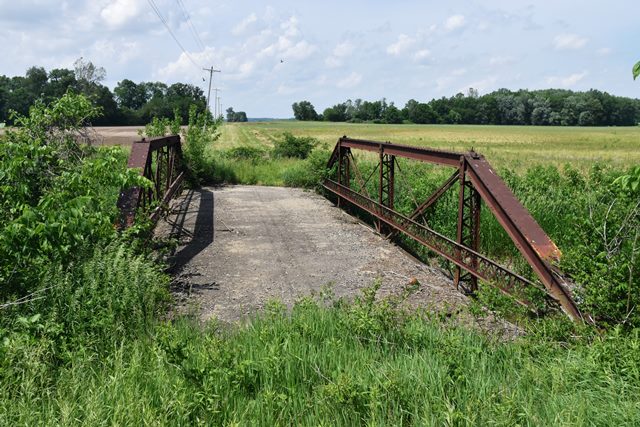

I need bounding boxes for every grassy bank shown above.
[3,291,640,426]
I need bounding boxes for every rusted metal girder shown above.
[324,137,585,322]
[455,158,481,294]
[117,135,185,228]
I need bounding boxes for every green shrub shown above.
[225,145,267,163]
[182,106,220,185]
[44,242,169,350]
[139,108,182,138]
[272,132,317,159]
[282,149,331,188]
[0,94,148,299]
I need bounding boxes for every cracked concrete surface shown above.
[155,185,519,336]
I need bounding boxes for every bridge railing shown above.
[324,136,588,323]
[117,135,186,228]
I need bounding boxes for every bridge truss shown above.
[117,135,186,228]
[323,137,586,322]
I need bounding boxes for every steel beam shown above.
[324,137,585,322]
[323,179,535,308]
[463,153,583,321]
[117,135,186,228]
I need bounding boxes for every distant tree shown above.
[114,79,147,110]
[382,103,402,124]
[226,107,248,122]
[140,81,168,100]
[47,68,77,100]
[165,83,207,123]
[402,99,437,124]
[292,100,319,121]
[467,87,479,98]
[73,57,106,88]
[357,100,383,121]
[25,67,48,101]
[323,103,348,122]
[92,85,121,125]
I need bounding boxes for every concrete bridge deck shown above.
[156,185,514,333]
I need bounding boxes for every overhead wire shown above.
[174,0,207,52]
[146,0,202,68]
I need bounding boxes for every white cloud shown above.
[386,34,415,55]
[597,47,612,56]
[333,41,355,58]
[283,40,316,60]
[458,76,498,93]
[325,56,342,68]
[413,49,431,62]
[281,16,300,38]
[489,56,514,66]
[90,39,140,65]
[157,12,315,84]
[277,84,299,95]
[444,14,465,31]
[100,0,143,28]
[232,13,257,36]
[156,47,216,82]
[553,34,587,50]
[325,41,356,68]
[436,76,454,91]
[546,71,588,87]
[337,72,362,88]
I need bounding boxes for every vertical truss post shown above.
[454,158,481,294]
[377,146,395,234]
[337,145,350,208]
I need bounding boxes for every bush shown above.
[45,242,169,349]
[0,94,148,299]
[272,132,317,159]
[182,106,220,185]
[225,145,267,163]
[282,149,331,188]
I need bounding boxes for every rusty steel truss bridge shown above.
[118,135,587,323]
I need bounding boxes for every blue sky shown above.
[1,0,638,117]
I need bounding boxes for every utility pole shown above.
[203,66,220,115]
[212,88,220,118]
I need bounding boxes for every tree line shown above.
[293,88,640,126]
[0,59,208,126]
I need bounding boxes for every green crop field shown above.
[219,121,640,170]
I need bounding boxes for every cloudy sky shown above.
[1,0,638,117]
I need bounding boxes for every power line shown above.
[146,0,201,69]
[174,0,206,52]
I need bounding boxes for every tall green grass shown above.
[2,289,639,425]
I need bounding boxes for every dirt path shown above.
[155,185,518,335]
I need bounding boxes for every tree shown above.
[165,83,207,123]
[25,67,48,101]
[292,101,319,121]
[47,68,78,101]
[323,103,348,122]
[73,57,106,88]
[382,104,402,124]
[114,79,147,110]
[226,107,248,122]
